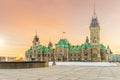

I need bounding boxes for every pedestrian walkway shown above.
[0,65,120,80]
[49,62,117,66]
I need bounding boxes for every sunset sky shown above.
[0,0,120,57]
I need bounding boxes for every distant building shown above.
[113,54,120,62]
[25,7,113,62]
[0,56,16,61]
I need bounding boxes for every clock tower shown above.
[89,7,101,62]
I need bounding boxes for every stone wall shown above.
[0,61,48,69]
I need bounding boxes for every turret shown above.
[33,34,40,47]
[89,6,100,46]
[48,41,53,48]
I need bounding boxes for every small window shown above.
[93,54,97,58]
[45,54,46,57]
[30,55,32,58]
[48,54,50,57]
[74,58,76,61]
[74,53,76,56]
[76,54,77,56]
[38,54,40,57]
[34,50,36,53]
[60,49,62,52]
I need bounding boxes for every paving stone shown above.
[0,65,119,80]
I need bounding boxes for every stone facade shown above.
[25,36,113,62]
[0,61,48,69]
[25,35,53,61]
[25,9,113,62]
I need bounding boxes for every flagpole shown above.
[62,32,66,39]
[62,32,63,39]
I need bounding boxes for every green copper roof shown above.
[56,39,69,48]
[36,45,53,53]
[43,47,49,53]
[69,46,75,52]
[81,42,91,49]
[69,45,81,52]
[100,44,106,50]
[36,45,43,51]
[48,47,53,52]
[43,46,53,53]
[26,49,32,54]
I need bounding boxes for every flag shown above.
[63,32,66,34]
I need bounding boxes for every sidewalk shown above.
[0,65,119,80]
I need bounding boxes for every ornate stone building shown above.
[25,9,113,62]
[25,35,53,61]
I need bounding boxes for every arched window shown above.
[74,53,76,56]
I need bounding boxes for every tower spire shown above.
[48,37,53,48]
[93,3,97,19]
[94,3,95,16]
[90,4,99,27]
[33,29,39,42]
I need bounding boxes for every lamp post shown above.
[52,49,56,66]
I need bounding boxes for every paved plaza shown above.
[0,64,120,80]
